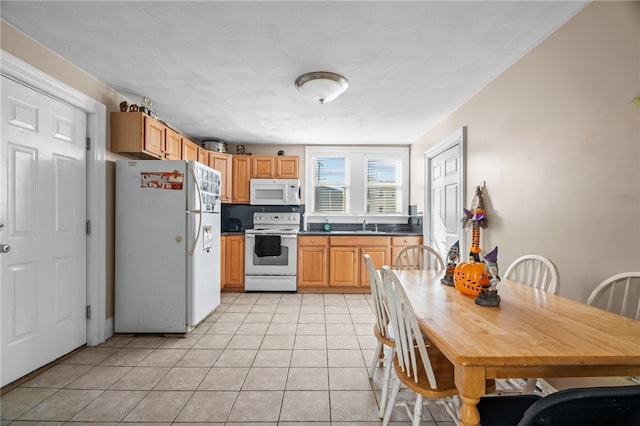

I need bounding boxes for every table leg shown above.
[455,366,486,426]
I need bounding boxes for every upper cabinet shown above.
[182,138,199,161]
[209,152,232,203]
[251,155,299,179]
[111,112,182,160]
[164,128,182,160]
[232,155,252,203]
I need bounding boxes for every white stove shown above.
[244,212,300,292]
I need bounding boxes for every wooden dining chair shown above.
[394,245,445,271]
[379,266,460,425]
[502,254,559,394]
[363,254,395,417]
[536,272,640,394]
[504,254,559,294]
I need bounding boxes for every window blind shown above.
[366,158,402,213]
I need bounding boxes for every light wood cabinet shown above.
[111,112,182,160]
[298,236,329,287]
[391,235,423,266]
[182,138,199,161]
[143,115,165,158]
[232,156,252,203]
[220,235,226,289]
[224,234,245,290]
[276,156,299,178]
[329,246,359,287]
[251,156,276,178]
[209,152,232,203]
[251,155,299,179]
[197,146,208,165]
[164,128,182,160]
[329,236,391,288]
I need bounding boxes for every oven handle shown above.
[245,234,298,239]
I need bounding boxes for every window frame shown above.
[305,146,410,223]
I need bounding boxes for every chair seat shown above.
[392,345,458,399]
[373,323,395,348]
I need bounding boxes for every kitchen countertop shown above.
[298,231,422,236]
[222,231,422,236]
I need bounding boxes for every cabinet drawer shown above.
[298,236,329,247]
[330,236,390,246]
[392,236,422,246]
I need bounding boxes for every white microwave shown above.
[250,179,301,205]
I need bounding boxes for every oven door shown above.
[245,232,298,276]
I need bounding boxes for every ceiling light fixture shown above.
[295,71,348,104]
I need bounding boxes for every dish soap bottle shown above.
[323,219,331,232]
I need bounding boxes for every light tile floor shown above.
[1,292,457,425]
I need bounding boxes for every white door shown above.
[1,76,87,387]
[425,128,465,260]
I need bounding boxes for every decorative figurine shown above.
[475,246,501,307]
[119,101,128,112]
[441,240,459,286]
[454,184,489,296]
[237,144,246,155]
[139,96,151,115]
[128,104,139,112]
[463,184,488,262]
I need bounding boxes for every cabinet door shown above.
[210,153,232,203]
[298,245,328,287]
[232,156,251,203]
[164,128,182,160]
[391,236,423,266]
[143,116,165,158]
[220,235,226,289]
[329,247,359,287]
[197,147,208,165]
[225,235,245,286]
[251,156,276,178]
[277,156,299,178]
[360,247,390,287]
[182,139,199,161]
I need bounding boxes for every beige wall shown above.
[411,1,640,302]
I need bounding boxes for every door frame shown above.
[1,51,107,346]
[424,126,466,256]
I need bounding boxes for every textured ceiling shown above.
[1,1,587,145]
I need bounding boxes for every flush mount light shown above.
[295,71,348,104]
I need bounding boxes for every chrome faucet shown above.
[362,219,367,231]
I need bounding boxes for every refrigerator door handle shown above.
[188,166,203,256]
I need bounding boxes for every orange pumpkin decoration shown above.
[454,260,489,296]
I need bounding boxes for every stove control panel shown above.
[253,212,301,227]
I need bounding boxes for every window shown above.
[305,147,409,218]
[314,157,348,212]
[366,158,402,213]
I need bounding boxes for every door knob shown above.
[1,244,10,254]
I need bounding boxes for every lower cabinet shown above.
[297,234,421,292]
[391,236,423,266]
[223,234,244,291]
[329,236,391,288]
[297,236,329,287]
[220,235,226,289]
[222,234,421,293]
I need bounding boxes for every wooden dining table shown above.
[395,269,640,426]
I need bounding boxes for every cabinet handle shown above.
[311,239,316,243]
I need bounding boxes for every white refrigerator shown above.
[115,160,221,334]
